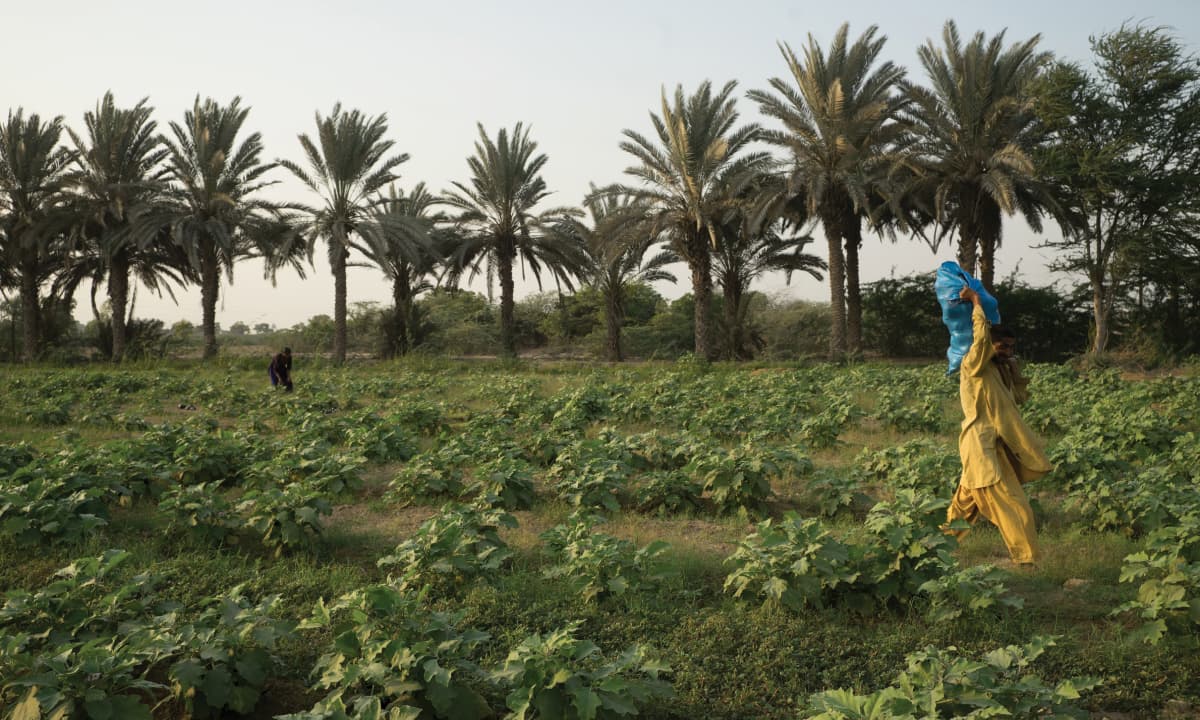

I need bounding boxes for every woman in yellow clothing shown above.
[948,286,1052,565]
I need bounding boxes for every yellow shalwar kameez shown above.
[947,305,1052,563]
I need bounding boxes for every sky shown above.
[5,0,1199,330]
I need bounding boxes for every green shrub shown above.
[290,584,490,720]
[492,622,672,720]
[378,504,517,593]
[539,513,671,603]
[803,636,1098,719]
[724,513,860,611]
[918,563,1024,623]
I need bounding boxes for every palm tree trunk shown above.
[200,243,220,359]
[392,274,410,357]
[1091,280,1110,355]
[498,246,517,358]
[690,245,714,361]
[19,258,39,363]
[604,286,624,362]
[723,281,743,360]
[332,237,348,364]
[109,250,130,362]
[821,214,848,359]
[956,198,979,278]
[977,202,1002,291]
[844,216,863,357]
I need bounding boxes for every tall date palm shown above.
[442,123,584,358]
[574,185,677,361]
[749,24,907,357]
[360,183,444,357]
[280,104,409,363]
[901,20,1053,290]
[616,81,767,360]
[154,96,292,359]
[0,109,73,361]
[64,92,179,361]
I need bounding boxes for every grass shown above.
[0,360,1197,719]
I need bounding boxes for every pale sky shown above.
[6,0,1198,329]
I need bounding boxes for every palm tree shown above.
[713,198,826,359]
[615,81,767,361]
[62,92,184,361]
[749,24,908,358]
[573,185,676,361]
[360,183,445,357]
[279,104,409,363]
[0,109,73,361]
[900,20,1053,290]
[154,96,293,359]
[442,123,584,358]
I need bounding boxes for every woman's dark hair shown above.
[283,347,292,354]
[990,325,1016,341]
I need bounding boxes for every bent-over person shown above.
[947,287,1051,565]
[269,347,294,392]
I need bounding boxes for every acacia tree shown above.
[360,183,444,357]
[615,81,767,360]
[0,110,73,361]
[280,104,409,363]
[573,185,676,361]
[1035,25,1200,354]
[62,93,186,361]
[154,96,293,359]
[442,123,584,358]
[749,24,906,357]
[901,20,1054,290]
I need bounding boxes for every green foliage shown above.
[870,379,951,434]
[862,273,1088,362]
[856,440,959,497]
[0,462,110,546]
[293,585,490,720]
[860,491,960,602]
[633,470,703,515]
[1112,514,1200,644]
[491,623,672,720]
[918,564,1024,623]
[0,551,187,719]
[723,513,860,611]
[168,589,293,717]
[0,443,37,475]
[687,440,807,515]
[249,442,367,498]
[387,454,466,507]
[798,394,857,449]
[377,504,517,593]
[539,513,672,603]
[1,638,166,720]
[237,481,332,556]
[803,637,1099,719]
[549,436,633,512]
[467,455,537,510]
[803,470,868,518]
[158,481,238,543]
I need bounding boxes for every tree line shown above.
[1,20,1197,364]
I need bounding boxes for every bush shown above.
[377,503,517,593]
[491,623,673,720]
[539,513,672,603]
[803,636,1098,719]
[724,513,860,611]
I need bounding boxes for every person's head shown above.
[283,347,292,356]
[990,326,1016,359]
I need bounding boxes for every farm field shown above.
[0,359,1197,719]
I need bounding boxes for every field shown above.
[0,358,1197,719]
